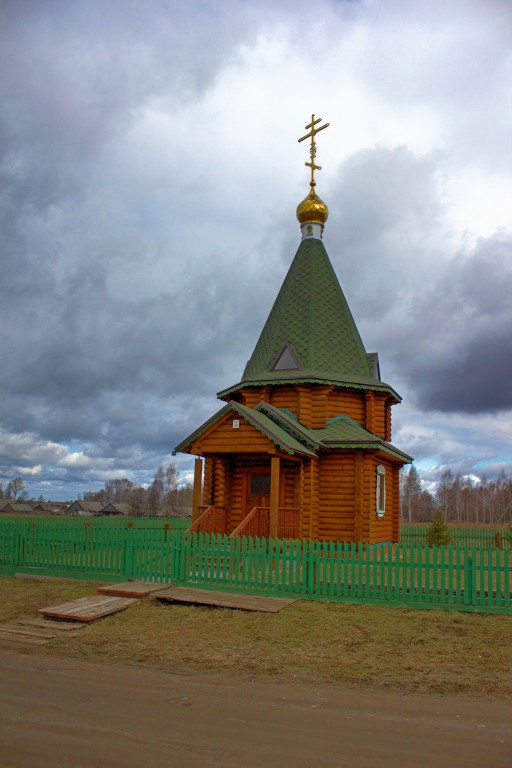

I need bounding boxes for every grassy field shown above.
[0,577,510,698]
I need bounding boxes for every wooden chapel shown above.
[175,115,412,544]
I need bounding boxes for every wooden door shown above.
[245,471,271,514]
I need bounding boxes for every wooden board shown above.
[39,595,138,622]
[0,615,86,648]
[0,630,49,646]
[0,624,64,639]
[97,581,166,598]
[18,618,86,631]
[153,586,295,613]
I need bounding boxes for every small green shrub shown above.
[427,511,452,547]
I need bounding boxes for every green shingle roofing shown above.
[174,401,317,458]
[218,238,400,401]
[255,403,412,462]
[175,400,412,464]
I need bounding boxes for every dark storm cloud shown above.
[326,148,512,415]
[401,234,512,413]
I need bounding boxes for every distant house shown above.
[32,502,69,515]
[66,500,104,516]
[1,502,34,514]
[100,503,132,516]
[170,506,192,519]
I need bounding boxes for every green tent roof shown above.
[218,238,400,401]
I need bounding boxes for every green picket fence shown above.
[400,524,511,549]
[177,534,510,613]
[0,518,509,613]
[0,515,191,530]
[0,518,178,581]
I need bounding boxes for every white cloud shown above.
[14,465,42,476]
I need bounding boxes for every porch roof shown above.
[174,401,317,458]
[254,403,412,463]
[175,401,411,464]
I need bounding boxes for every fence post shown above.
[306,540,316,595]
[123,524,134,579]
[464,552,474,606]
[170,530,184,584]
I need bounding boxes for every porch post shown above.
[269,455,280,539]
[192,457,203,522]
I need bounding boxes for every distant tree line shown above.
[80,463,192,516]
[400,466,512,525]
[2,464,511,524]
[0,462,192,517]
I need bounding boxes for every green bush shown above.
[427,511,452,547]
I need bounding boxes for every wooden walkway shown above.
[0,581,296,648]
[152,586,296,612]
[98,581,167,598]
[39,595,138,622]
[0,619,85,648]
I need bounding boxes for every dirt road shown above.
[0,649,509,767]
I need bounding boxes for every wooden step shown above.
[153,586,295,613]
[98,581,167,598]
[39,595,138,622]
[18,618,86,631]
[0,629,50,646]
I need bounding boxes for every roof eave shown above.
[218,376,401,402]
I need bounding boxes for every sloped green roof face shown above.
[241,239,383,389]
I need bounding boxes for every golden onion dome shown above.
[296,189,329,226]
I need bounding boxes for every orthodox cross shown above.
[298,114,330,191]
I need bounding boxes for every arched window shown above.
[376,465,386,517]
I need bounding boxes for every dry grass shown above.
[0,577,510,698]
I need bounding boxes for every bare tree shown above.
[6,476,27,501]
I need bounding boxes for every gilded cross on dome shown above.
[298,114,330,191]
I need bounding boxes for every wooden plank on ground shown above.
[39,595,138,622]
[0,630,49,646]
[0,625,63,639]
[97,581,166,598]
[152,586,296,613]
[18,618,86,631]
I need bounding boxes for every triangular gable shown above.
[271,342,301,371]
[174,401,317,458]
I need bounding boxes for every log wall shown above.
[317,452,356,541]
[190,415,271,455]
[236,383,393,438]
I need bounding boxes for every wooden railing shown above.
[231,507,268,539]
[186,506,227,535]
[231,507,299,540]
[277,508,300,539]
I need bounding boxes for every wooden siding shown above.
[190,414,272,455]
[203,459,213,506]
[364,391,391,440]
[326,389,366,424]
[269,385,298,413]
[299,459,319,539]
[317,452,356,542]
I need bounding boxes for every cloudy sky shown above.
[1,0,511,500]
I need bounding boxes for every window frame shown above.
[376,464,386,518]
